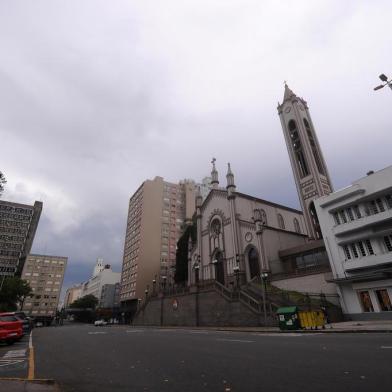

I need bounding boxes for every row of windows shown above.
[0,212,32,221]
[342,235,392,260]
[0,220,29,229]
[0,242,22,250]
[0,234,25,242]
[0,250,19,257]
[0,205,33,214]
[253,209,301,234]
[343,239,374,260]
[333,194,392,226]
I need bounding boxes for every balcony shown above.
[344,252,392,272]
[333,208,392,238]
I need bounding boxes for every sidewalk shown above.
[136,319,392,333]
[0,379,59,392]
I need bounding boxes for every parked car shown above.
[13,311,33,334]
[0,313,23,345]
[94,319,107,326]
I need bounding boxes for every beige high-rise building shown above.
[21,254,67,319]
[120,176,196,308]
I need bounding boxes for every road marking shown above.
[126,330,143,333]
[88,331,107,335]
[216,338,254,343]
[3,349,27,358]
[381,346,392,349]
[28,331,34,380]
[189,331,209,334]
[0,359,25,367]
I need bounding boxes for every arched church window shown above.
[294,218,301,233]
[253,209,267,225]
[303,118,325,175]
[210,218,221,236]
[277,213,285,229]
[288,120,309,178]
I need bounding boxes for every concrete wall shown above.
[133,289,265,327]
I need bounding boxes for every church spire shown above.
[211,158,219,189]
[226,163,235,188]
[283,82,296,102]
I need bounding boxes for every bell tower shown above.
[278,84,333,240]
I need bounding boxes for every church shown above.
[187,85,338,299]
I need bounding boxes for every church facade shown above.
[188,86,337,298]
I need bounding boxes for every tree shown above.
[70,294,99,309]
[0,277,32,311]
[174,216,197,284]
[0,171,6,197]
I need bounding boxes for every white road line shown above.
[216,338,254,343]
[0,359,25,367]
[88,332,107,335]
[29,331,33,349]
[380,346,392,349]
[189,331,210,334]
[126,330,143,333]
[3,349,27,358]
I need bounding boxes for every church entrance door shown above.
[214,251,225,285]
[248,247,261,280]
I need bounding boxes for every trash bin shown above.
[298,310,326,330]
[276,306,300,330]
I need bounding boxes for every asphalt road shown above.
[0,333,30,379]
[33,324,392,392]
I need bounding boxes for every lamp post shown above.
[260,271,269,325]
[144,288,148,303]
[374,73,392,92]
[162,276,167,294]
[138,298,142,311]
[152,276,157,296]
[233,265,240,290]
[194,263,200,285]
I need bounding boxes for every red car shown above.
[0,312,23,345]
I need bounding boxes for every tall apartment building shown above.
[21,254,67,318]
[0,200,42,277]
[120,176,196,308]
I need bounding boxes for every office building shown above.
[0,200,42,276]
[315,166,392,319]
[21,254,67,318]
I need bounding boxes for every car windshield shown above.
[0,315,18,322]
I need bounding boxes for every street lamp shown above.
[144,288,148,303]
[162,276,167,293]
[194,263,200,285]
[152,276,156,295]
[373,73,392,92]
[260,271,269,325]
[233,265,240,290]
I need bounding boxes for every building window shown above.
[358,291,374,312]
[288,120,309,178]
[384,235,392,252]
[365,240,374,255]
[350,244,359,258]
[294,218,301,233]
[353,205,362,219]
[277,214,285,229]
[346,208,355,221]
[375,289,392,311]
[357,241,366,257]
[303,118,325,175]
[339,210,347,224]
[385,194,392,209]
[333,212,341,225]
[343,245,351,260]
[376,198,385,212]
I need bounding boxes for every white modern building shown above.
[315,166,392,319]
[82,258,121,303]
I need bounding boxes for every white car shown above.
[94,319,107,326]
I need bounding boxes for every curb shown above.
[130,325,392,334]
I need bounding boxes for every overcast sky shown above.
[1,0,391,294]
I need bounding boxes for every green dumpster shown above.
[276,306,300,330]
